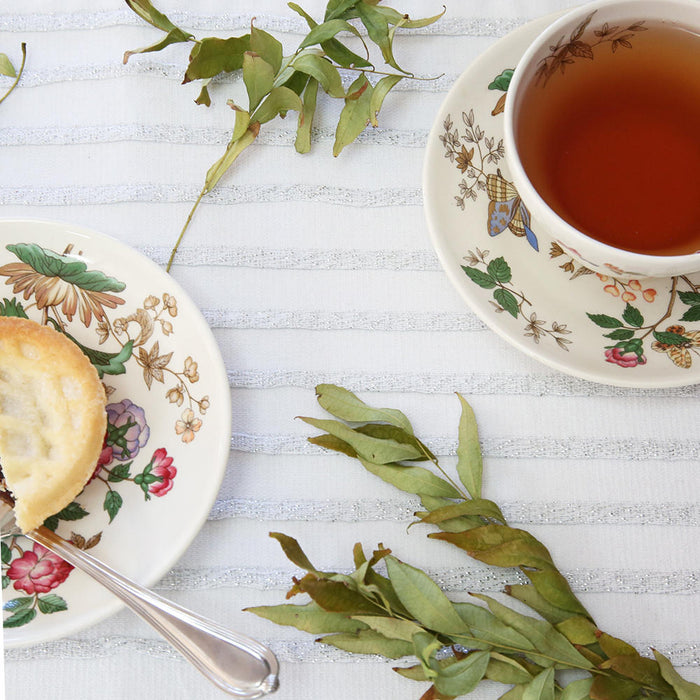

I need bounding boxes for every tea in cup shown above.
[504,0,700,279]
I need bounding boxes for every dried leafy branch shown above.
[247,385,700,700]
[124,0,444,270]
[0,43,27,106]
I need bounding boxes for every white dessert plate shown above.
[0,219,230,647]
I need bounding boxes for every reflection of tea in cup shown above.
[504,0,700,278]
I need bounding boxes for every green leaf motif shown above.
[37,594,68,614]
[462,265,497,289]
[455,393,482,498]
[622,303,644,328]
[3,607,37,628]
[43,501,89,532]
[680,305,700,322]
[586,312,623,329]
[107,462,132,482]
[653,330,688,346]
[487,257,512,283]
[3,596,33,612]
[604,328,635,340]
[1,541,10,565]
[0,297,28,318]
[678,291,700,307]
[71,338,134,379]
[104,490,124,523]
[6,243,126,293]
[489,68,515,91]
[2,575,9,590]
[494,288,519,318]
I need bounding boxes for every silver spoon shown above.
[0,500,279,698]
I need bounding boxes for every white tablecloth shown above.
[1,1,699,698]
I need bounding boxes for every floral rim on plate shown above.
[0,220,230,645]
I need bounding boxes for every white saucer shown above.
[423,15,700,388]
[0,219,231,647]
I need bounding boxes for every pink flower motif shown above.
[605,347,647,368]
[7,543,73,594]
[88,436,114,483]
[148,448,177,497]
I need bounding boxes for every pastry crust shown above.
[0,317,107,532]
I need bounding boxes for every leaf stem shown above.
[166,184,208,272]
[339,65,443,81]
[0,43,26,106]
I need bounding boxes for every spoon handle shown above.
[29,526,279,698]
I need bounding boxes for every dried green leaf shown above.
[204,122,259,193]
[453,602,535,651]
[300,416,422,464]
[315,383,414,434]
[505,583,576,624]
[269,532,323,574]
[245,600,367,634]
[360,458,461,499]
[600,655,674,695]
[356,2,410,74]
[125,0,182,32]
[324,0,358,21]
[183,36,251,82]
[369,74,402,126]
[292,53,345,98]
[294,574,386,615]
[333,74,373,156]
[500,684,527,700]
[386,556,468,635]
[0,54,16,78]
[298,18,366,52]
[250,24,283,74]
[590,674,640,700]
[288,2,372,68]
[355,424,428,460]
[372,5,447,29]
[597,632,638,659]
[243,51,276,112]
[555,616,598,646]
[194,80,212,106]
[352,615,424,643]
[320,629,414,658]
[251,85,303,124]
[294,76,317,155]
[471,594,593,669]
[560,677,594,700]
[307,432,358,458]
[430,524,554,570]
[393,663,430,681]
[455,393,482,499]
[419,495,485,533]
[653,649,700,700]
[412,631,443,679]
[522,668,555,700]
[124,27,193,64]
[485,653,533,685]
[434,650,490,697]
[417,498,504,526]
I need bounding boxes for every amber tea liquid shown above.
[516,22,700,256]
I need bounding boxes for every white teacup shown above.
[504,0,700,279]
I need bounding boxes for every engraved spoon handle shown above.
[27,525,279,698]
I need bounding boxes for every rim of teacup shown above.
[503,0,700,279]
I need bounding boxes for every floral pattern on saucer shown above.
[423,14,700,387]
